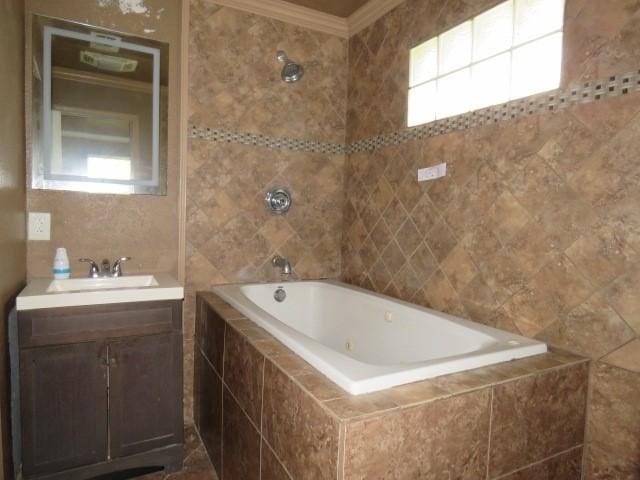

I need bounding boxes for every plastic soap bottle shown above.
[53,248,71,279]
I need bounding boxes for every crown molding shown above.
[348,0,406,35]
[210,0,407,38]
[211,0,349,38]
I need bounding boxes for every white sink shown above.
[46,275,159,293]
[17,273,183,311]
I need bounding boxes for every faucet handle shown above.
[111,257,131,277]
[78,258,100,278]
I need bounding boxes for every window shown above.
[408,0,565,127]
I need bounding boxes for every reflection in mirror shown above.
[31,16,168,195]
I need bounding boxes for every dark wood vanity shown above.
[17,300,184,480]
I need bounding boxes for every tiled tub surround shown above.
[184,2,640,476]
[213,280,546,395]
[194,291,589,479]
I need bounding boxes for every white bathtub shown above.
[213,280,547,395]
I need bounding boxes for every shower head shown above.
[276,50,304,83]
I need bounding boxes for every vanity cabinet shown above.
[18,300,184,480]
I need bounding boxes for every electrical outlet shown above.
[28,212,51,241]
[417,163,447,182]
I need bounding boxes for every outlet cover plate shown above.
[28,212,51,241]
[417,163,447,182]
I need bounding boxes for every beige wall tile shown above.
[585,442,640,480]
[538,293,635,360]
[222,388,261,479]
[588,362,640,467]
[262,361,339,480]
[223,326,265,427]
[489,363,589,477]
[601,339,640,373]
[194,349,223,474]
[342,389,490,479]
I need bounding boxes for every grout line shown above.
[220,317,228,479]
[259,356,266,480]
[491,444,584,479]
[177,0,190,286]
[221,368,263,434]
[580,359,596,480]
[199,344,219,378]
[262,437,295,480]
[220,379,225,479]
[485,387,494,480]
[221,320,227,379]
[340,423,348,480]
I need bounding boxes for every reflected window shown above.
[51,107,138,181]
[87,156,132,181]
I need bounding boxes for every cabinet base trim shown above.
[23,443,183,480]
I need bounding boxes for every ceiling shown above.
[282,0,371,17]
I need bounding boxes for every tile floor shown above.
[137,425,218,480]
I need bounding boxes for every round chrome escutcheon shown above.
[265,188,292,214]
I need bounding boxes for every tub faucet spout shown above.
[272,255,292,275]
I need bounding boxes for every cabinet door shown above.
[20,342,108,476]
[108,333,183,458]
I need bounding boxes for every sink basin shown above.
[46,275,159,293]
[17,273,183,311]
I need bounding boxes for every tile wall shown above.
[185,0,348,418]
[340,0,640,476]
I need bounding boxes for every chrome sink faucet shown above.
[78,257,131,278]
[272,255,292,275]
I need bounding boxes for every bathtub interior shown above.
[239,282,508,365]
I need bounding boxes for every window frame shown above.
[407,0,566,128]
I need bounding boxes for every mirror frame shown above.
[38,25,162,193]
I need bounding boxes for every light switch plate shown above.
[28,212,51,241]
[417,163,447,182]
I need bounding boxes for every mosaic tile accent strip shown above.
[189,69,640,154]
[189,126,348,155]
[348,68,640,153]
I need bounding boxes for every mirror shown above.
[31,17,168,195]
